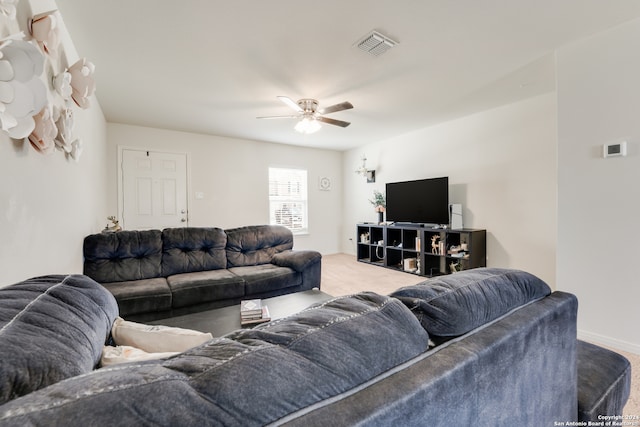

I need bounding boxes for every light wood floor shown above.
[320,253,425,296]
[320,253,639,418]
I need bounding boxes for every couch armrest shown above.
[271,250,321,273]
[0,274,119,405]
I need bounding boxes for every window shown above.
[268,167,308,234]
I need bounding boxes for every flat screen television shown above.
[385,177,449,225]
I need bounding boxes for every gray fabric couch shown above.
[0,269,631,426]
[83,225,322,321]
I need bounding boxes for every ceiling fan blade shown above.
[256,115,300,119]
[319,101,353,115]
[317,116,351,128]
[277,96,303,112]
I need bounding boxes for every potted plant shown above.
[369,190,386,224]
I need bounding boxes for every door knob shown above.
[181,218,186,222]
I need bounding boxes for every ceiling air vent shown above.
[356,30,398,56]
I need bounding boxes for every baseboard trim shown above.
[578,329,640,355]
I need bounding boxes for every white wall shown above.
[342,93,558,287]
[107,123,343,254]
[557,19,640,353]
[0,0,108,285]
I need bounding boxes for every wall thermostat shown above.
[603,141,627,158]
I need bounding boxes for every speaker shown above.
[449,204,463,229]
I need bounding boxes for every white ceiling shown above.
[56,1,640,151]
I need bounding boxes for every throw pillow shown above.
[100,345,179,367]
[111,317,213,353]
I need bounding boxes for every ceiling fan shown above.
[257,96,353,134]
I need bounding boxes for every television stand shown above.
[356,223,486,277]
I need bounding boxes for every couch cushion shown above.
[83,229,163,283]
[101,278,171,317]
[0,275,118,405]
[390,268,551,340]
[161,227,227,276]
[167,270,245,308]
[229,264,301,294]
[0,293,429,426]
[225,225,293,267]
[577,340,631,421]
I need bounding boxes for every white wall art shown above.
[0,5,96,162]
[68,137,82,161]
[0,0,17,20]
[0,36,47,138]
[67,57,95,109]
[28,105,56,154]
[52,70,71,99]
[55,106,81,161]
[29,10,59,54]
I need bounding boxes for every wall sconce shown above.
[355,155,376,183]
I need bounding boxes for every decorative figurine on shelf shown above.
[431,235,441,254]
[369,190,386,224]
[450,261,461,273]
[103,216,122,233]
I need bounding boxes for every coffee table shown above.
[148,289,334,336]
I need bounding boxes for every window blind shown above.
[268,167,308,233]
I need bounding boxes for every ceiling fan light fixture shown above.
[294,116,321,134]
[258,96,351,133]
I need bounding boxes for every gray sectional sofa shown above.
[0,269,631,426]
[83,225,322,321]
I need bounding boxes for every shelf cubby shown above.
[356,223,486,278]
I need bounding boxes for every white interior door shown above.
[120,149,188,230]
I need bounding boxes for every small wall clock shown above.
[318,176,332,191]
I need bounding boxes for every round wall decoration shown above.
[319,176,331,191]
